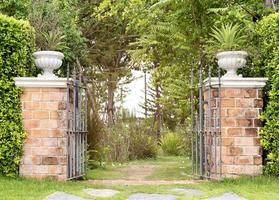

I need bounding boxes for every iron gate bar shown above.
[66,68,88,180]
[191,68,194,175]
[198,64,204,177]
[208,66,212,177]
[218,65,222,177]
[191,63,222,179]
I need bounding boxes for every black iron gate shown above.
[66,70,88,180]
[191,64,222,179]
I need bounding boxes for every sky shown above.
[121,70,151,117]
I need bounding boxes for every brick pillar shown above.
[204,78,267,177]
[15,78,68,180]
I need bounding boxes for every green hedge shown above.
[0,14,36,176]
[256,13,279,176]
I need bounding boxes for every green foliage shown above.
[29,0,87,76]
[89,120,158,165]
[0,0,30,19]
[160,132,184,156]
[209,23,247,51]
[41,30,67,51]
[256,13,279,176]
[0,14,36,176]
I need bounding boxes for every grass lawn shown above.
[0,175,279,200]
[87,156,193,180]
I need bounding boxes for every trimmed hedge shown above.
[0,14,36,176]
[256,13,279,176]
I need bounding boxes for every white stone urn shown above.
[216,51,248,79]
[33,51,64,78]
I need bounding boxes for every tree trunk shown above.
[155,83,161,140]
[107,74,115,126]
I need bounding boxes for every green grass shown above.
[0,176,279,200]
[87,156,193,180]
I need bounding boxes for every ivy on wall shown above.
[256,13,279,176]
[0,14,36,176]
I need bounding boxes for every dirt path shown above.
[119,165,157,180]
[86,179,203,185]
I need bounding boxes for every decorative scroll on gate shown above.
[66,71,88,180]
[191,65,222,179]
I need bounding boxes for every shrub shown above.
[88,120,158,166]
[160,132,184,156]
[256,13,279,176]
[128,122,158,160]
[0,14,36,176]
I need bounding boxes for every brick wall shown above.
[204,88,263,177]
[19,88,68,180]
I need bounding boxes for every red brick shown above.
[42,157,59,165]
[22,156,41,165]
[23,120,40,130]
[225,89,243,98]
[254,99,263,108]
[20,165,33,174]
[49,130,65,137]
[40,120,58,129]
[242,147,261,156]
[236,156,253,165]
[50,111,59,120]
[236,99,253,108]
[33,111,49,119]
[30,130,49,137]
[234,137,254,145]
[48,147,63,156]
[243,89,257,98]
[221,99,235,107]
[41,88,61,92]
[254,119,263,127]
[254,156,262,165]
[33,165,48,174]
[227,128,242,136]
[244,128,258,137]
[41,102,59,110]
[41,138,58,147]
[227,109,243,117]
[48,166,62,174]
[31,93,42,101]
[222,138,234,146]
[222,118,235,127]
[227,147,243,156]
[244,109,258,118]
[236,119,252,127]
[22,111,32,120]
[24,138,42,147]
[21,93,32,101]
[25,88,41,92]
[24,102,41,110]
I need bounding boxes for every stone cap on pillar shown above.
[14,77,68,88]
[203,77,268,88]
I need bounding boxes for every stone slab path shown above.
[170,188,204,195]
[127,193,178,200]
[44,192,88,200]
[83,189,120,197]
[204,192,247,200]
[44,189,248,200]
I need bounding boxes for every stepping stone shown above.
[44,192,88,200]
[127,193,178,200]
[83,189,120,197]
[170,188,204,195]
[204,192,247,200]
